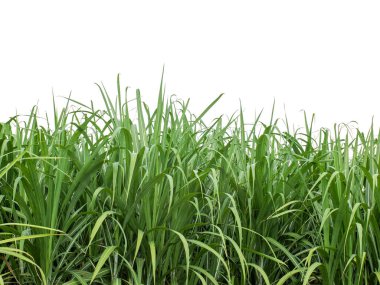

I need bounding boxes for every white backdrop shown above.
[1,1,380,131]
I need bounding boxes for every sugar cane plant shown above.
[1,74,380,284]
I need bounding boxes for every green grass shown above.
[1,74,380,284]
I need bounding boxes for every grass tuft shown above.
[1,76,380,284]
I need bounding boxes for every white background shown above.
[1,1,379,131]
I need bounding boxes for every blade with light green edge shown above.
[188,239,230,281]
[189,265,219,285]
[0,247,47,285]
[247,263,270,285]
[276,268,305,285]
[133,229,144,263]
[192,270,207,285]
[0,223,64,232]
[169,229,190,284]
[374,272,380,282]
[266,237,300,268]
[0,233,62,245]
[302,262,323,285]
[149,241,157,285]
[88,211,115,246]
[191,93,223,127]
[90,246,117,284]
[136,89,147,147]
[68,270,87,285]
[0,149,26,179]
[153,66,165,143]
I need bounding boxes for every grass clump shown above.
[1,75,380,284]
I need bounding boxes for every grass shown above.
[1,74,380,284]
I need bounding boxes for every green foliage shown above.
[1,74,380,284]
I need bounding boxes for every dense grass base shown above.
[1,76,380,284]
